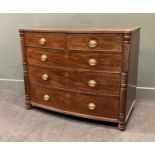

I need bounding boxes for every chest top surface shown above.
[19,26,140,33]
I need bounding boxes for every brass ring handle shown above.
[43,94,50,101]
[39,38,46,45]
[88,58,97,66]
[40,55,48,62]
[88,80,97,87]
[41,74,49,80]
[88,39,97,48]
[88,103,96,110]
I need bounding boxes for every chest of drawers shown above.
[19,27,140,130]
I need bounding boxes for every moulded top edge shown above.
[19,26,141,33]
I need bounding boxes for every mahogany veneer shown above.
[19,27,140,130]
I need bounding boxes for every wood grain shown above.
[30,84,120,120]
[24,32,65,49]
[28,65,121,95]
[26,47,122,73]
[67,34,123,51]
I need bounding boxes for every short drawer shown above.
[24,32,65,49]
[30,84,119,120]
[67,34,123,51]
[28,66,121,95]
[26,48,122,73]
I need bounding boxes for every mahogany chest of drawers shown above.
[19,27,140,130]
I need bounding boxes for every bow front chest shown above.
[19,27,140,130]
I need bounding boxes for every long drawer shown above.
[28,66,121,95]
[30,84,119,120]
[26,47,122,73]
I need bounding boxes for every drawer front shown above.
[28,66,121,95]
[26,48,122,73]
[30,84,119,119]
[24,32,65,49]
[67,34,123,51]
